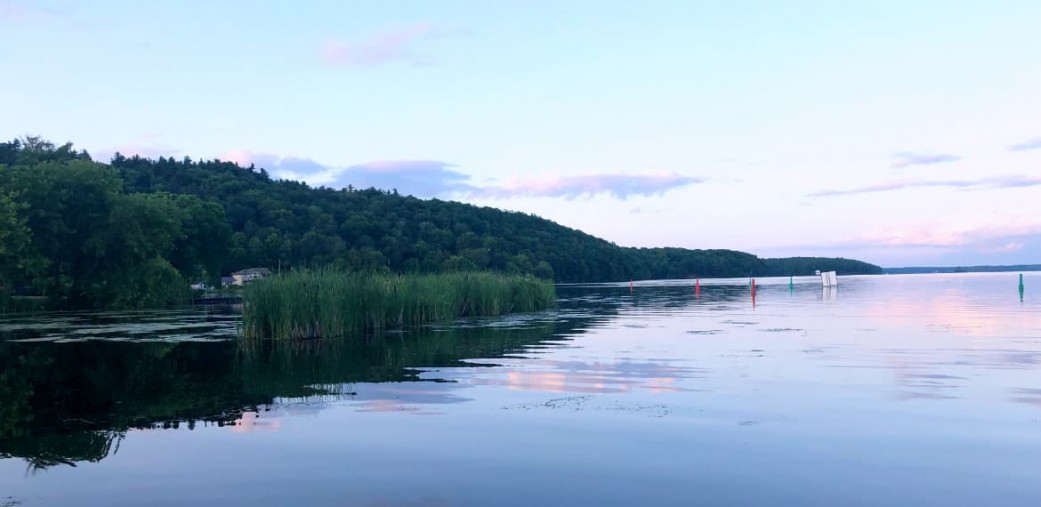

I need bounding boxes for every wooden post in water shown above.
[630,279,634,294]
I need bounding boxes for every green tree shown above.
[0,192,33,298]
[0,159,123,307]
[0,139,237,309]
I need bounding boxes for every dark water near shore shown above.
[2,273,1039,506]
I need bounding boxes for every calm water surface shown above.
[1,273,1039,506]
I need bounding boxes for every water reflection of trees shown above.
[0,308,611,470]
[1,285,739,470]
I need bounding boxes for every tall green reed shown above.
[241,269,556,341]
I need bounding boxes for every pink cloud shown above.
[220,149,256,167]
[230,411,281,433]
[764,218,1041,261]
[474,172,704,200]
[320,23,435,67]
[855,218,1041,249]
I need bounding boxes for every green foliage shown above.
[168,195,232,284]
[0,135,92,166]
[241,269,557,340]
[0,191,31,302]
[0,139,227,309]
[98,257,190,309]
[0,158,124,307]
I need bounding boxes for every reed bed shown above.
[241,269,556,341]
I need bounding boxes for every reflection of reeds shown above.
[241,269,556,341]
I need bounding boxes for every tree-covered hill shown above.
[1,137,880,309]
[107,152,879,280]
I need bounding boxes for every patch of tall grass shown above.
[241,269,556,341]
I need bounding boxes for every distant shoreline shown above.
[882,264,1041,275]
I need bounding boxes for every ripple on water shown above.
[502,395,672,417]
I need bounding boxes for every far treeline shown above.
[0,137,881,310]
[884,265,1041,274]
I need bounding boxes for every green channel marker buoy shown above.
[1020,273,1025,301]
[789,276,794,293]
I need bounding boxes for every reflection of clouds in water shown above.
[824,347,1041,402]
[1011,388,1041,410]
[863,289,1028,339]
[230,403,334,432]
[896,390,959,401]
[888,359,967,400]
[231,411,281,433]
[476,359,702,394]
[349,383,471,414]
[918,349,1041,369]
[242,382,473,417]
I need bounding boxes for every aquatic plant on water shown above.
[240,269,556,341]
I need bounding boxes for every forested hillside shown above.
[1,137,881,309]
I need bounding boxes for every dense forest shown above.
[0,137,881,309]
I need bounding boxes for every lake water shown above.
[1,273,1039,506]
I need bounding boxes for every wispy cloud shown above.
[1008,137,1041,152]
[331,160,475,196]
[320,23,435,67]
[222,151,324,174]
[891,151,961,169]
[473,173,704,200]
[221,151,700,200]
[808,175,1041,198]
[221,151,472,198]
[983,241,1024,254]
[761,218,1041,263]
[855,218,1041,249]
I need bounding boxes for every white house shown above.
[231,268,272,286]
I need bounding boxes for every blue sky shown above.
[2,0,1040,267]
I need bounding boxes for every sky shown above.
[2,0,1040,268]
